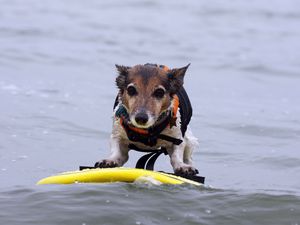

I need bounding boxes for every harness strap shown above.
[176,87,192,137]
[128,144,168,170]
[157,134,182,145]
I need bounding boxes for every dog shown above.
[95,63,199,175]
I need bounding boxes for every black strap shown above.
[176,87,192,137]
[79,166,95,170]
[135,152,157,169]
[158,134,183,145]
[128,144,168,170]
[145,152,164,170]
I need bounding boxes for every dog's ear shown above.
[167,63,190,93]
[115,64,131,90]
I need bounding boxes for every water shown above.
[1,0,300,224]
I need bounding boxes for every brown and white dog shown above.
[95,63,199,175]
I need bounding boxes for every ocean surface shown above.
[1,0,300,224]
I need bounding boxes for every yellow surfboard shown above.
[37,167,202,186]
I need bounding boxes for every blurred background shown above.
[0,0,300,224]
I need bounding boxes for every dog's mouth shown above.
[130,112,156,129]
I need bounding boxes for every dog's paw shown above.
[94,159,119,168]
[174,165,199,176]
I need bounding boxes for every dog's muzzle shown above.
[134,112,149,125]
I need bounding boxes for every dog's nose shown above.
[135,112,149,125]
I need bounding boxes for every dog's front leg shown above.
[168,143,198,175]
[95,135,129,168]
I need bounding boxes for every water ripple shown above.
[0,185,299,225]
[212,123,300,139]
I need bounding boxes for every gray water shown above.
[1,0,300,224]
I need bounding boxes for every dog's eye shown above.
[127,86,137,96]
[153,88,165,99]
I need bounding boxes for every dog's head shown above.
[115,63,190,128]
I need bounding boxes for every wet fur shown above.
[96,64,199,175]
